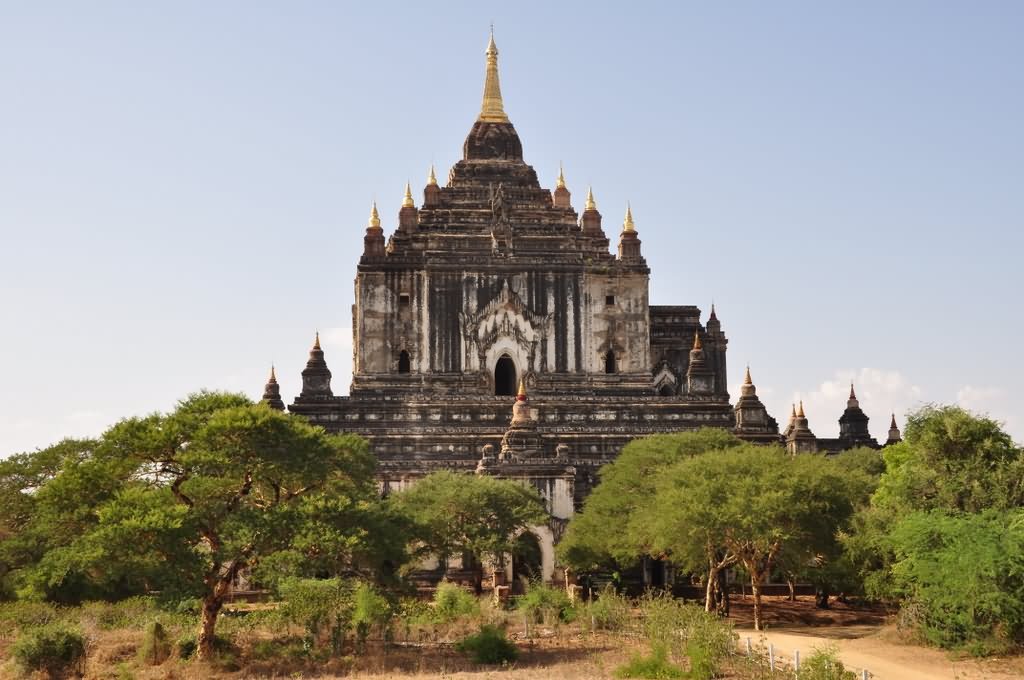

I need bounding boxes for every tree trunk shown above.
[815,586,831,609]
[716,569,730,617]
[704,564,720,613]
[750,577,763,631]
[197,595,224,661]
[787,577,796,602]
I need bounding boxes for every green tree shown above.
[557,429,743,573]
[388,471,547,590]
[17,392,382,661]
[642,445,856,629]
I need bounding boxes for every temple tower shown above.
[733,366,780,443]
[838,383,878,448]
[786,401,818,454]
[261,366,285,411]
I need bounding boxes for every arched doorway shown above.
[604,351,617,374]
[659,384,674,397]
[511,531,543,593]
[398,350,411,374]
[495,355,516,396]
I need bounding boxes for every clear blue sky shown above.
[2,1,1022,456]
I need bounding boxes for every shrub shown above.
[81,596,156,630]
[11,624,86,677]
[798,645,857,680]
[433,581,479,623]
[351,582,393,650]
[632,593,734,679]
[138,620,171,665]
[176,631,236,661]
[455,624,518,665]
[614,644,686,679]
[582,585,632,632]
[0,601,65,637]
[277,577,353,652]
[515,581,574,624]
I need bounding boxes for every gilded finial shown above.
[368,201,381,229]
[623,203,635,232]
[478,28,509,123]
[517,378,527,400]
[269,364,277,383]
[791,403,797,418]
[585,186,596,211]
[798,400,805,418]
[849,382,857,400]
[427,164,437,186]
[556,162,566,189]
[692,329,702,351]
[403,182,414,208]
[744,365,752,385]
[313,331,321,350]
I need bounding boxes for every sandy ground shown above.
[735,625,1024,680]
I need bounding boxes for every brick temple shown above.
[259,33,901,584]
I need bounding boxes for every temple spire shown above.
[427,164,437,186]
[585,186,597,211]
[368,202,381,229]
[403,182,414,208]
[261,363,285,411]
[623,203,636,232]
[692,329,702,351]
[313,331,321,350]
[478,29,510,123]
[556,162,566,189]
[744,365,752,385]
[797,400,805,418]
[517,378,527,401]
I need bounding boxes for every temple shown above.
[260,33,901,584]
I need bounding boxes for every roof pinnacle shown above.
[849,382,857,400]
[368,201,381,229]
[623,202,636,232]
[427,164,437,186]
[744,365,752,385]
[890,413,898,428]
[517,378,527,401]
[692,329,702,351]
[403,181,414,208]
[798,400,806,418]
[556,162,566,189]
[791,403,797,418]
[478,28,509,123]
[585,186,597,211]
[269,364,278,383]
[313,331,321,350]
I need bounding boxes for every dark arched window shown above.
[495,355,516,396]
[604,351,617,374]
[398,350,411,374]
[659,384,674,397]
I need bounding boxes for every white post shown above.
[862,670,869,680]
[794,649,800,672]
[768,643,775,671]
[746,636,752,655]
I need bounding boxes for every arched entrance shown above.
[495,355,516,396]
[604,351,617,374]
[511,531,543,593]
[398,350,410,374]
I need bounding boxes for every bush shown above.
[0,601,65,637]
[632,593,734,680]
[277,577,353,652]
[614,644,686,679]
[81,596,156,630]
[138,620,171,665]
[455,624,518,665]
[433,581,479,623]
[11,624,86,677]
[515,581,575,624]
[798,645,857,680]
[351,582,393,650]
[582,585,632,631]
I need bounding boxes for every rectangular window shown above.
[398,294,411,308]
[605,294,615,306]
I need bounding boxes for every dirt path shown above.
[735,625,1023,680]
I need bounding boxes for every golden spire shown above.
[797,400,805,418]
[313,331,321,350]
[517,378,527,400]
[478,28,510,123]
[585,186,597,211]
[427,164,437,186]
[556,162,566,189]
[692,329,702,351]
[269,364,277,382]
[623,203,635,232]
[744,365,752,385]
[368,201,381,229]
[402,182,414,208]
[791,403,797,418]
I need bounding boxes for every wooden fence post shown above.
[794,649,800,672]
[768,643,775,671]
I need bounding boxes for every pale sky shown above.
[2,1,1022,456]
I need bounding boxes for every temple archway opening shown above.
[398,350,411,374]
[511,531,543,593]
[495,355,516,396]
[604,351,617,374]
